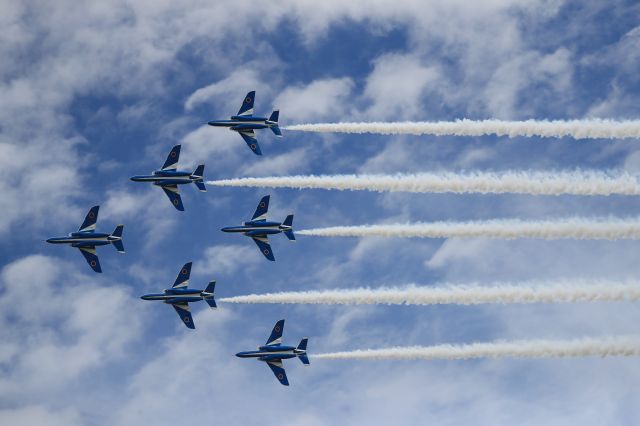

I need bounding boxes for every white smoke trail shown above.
[219,282,640,306]
[207,171,640,196]
[312,338,640,360]
[284,119,640,140]
[297,218,640,240]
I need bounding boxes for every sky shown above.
[1,0,640,424]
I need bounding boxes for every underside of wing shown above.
[251,236,275,261]
[172,303,195,329]
[266,360,289,386]
[161,185,184,211]
[78,246,102,273]
[238,131,262,156]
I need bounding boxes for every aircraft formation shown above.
[43,88,640,386]
[46,91,308,385]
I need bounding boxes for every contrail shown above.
[207,171,640,196]
[284,119,640,140]
[219,282,640,306]
[312,338,640,360]
[297,218,640,240]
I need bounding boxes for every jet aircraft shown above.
[140,262,216,329]
[221,195,294,261]
[130,144,205,211]
[46,205,124,273]
[236,319,309,386]
[207,91,281,155]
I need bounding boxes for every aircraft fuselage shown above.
[221,221,290,235]
[46,232,116,247]
[141,287,211,304]
[236,345,304,361]
[130,170,198,186]
[207,115,277,132]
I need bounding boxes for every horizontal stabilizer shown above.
[203,281,217,308]
[298,353,310,365]
[193,164,205,178]
[112,239,125,253]
[268,110,279,123]
[270,125,282,137]
[297,337,308,351]
[284,230,295,241]
[194,180,206,192]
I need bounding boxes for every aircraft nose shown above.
[140,295,150,301]
[45,238,54,243]
[235,352,244,358]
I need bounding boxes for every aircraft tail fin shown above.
[283,215,295,241]
[111,225,125,253]
[269,111,281,136]
[203,280,217,308]
[192,164,205,178]
[193,165,206,192]
[297,337,308,351]
[297,338,310,365]
[270,125,282,137]
[298,353,310,365]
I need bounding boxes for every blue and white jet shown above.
[221,195,294,261]
[46,206,124,273]
[236,319,309,386]
[207,91,282,155]
[140,262,216,329]
[130,144,205,211]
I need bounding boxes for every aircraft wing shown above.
[79,205,99,232]
[238,131,262,156]
[266,360,289,386]
[237,91,255,116]
[251,236,275,261]
[161,185,184,211]
[161,145,181,171]
[172,303,195,329]
[78,246,102,273]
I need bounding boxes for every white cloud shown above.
[274,77,355,123]
[0,255,145,400]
